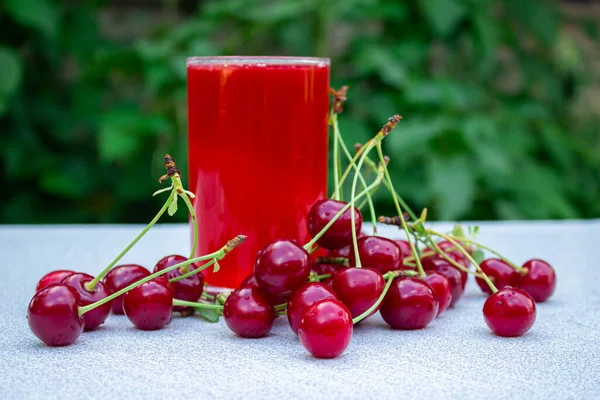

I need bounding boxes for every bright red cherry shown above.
[62,273,112,331]
[519,259,556,302]
[380,277,438,329]
[307,199,362,250]
[423,272,452,316]
[476,259,519,295]
[223,285,275,338]
[349,236,403,274]
[35,270,75,292]
[436,240,471,267]
[483,286,536,337]
[154,255,204,312]
[254,240,312,298]
[27,284,85,346]
[421,257,464,306]
[287,282,337,334]
[394,240,411,257]
[298,299,353,359]
[103,264,151,314]
[123,277,174,330]
[331,267,385,319]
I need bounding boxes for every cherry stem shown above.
[375,143,425,278]
[427,238,476,276]
[331,114,342,201]
[350,141,376,268]
[352,272,395,324]
[426,229,498,293]
[84,190,176,292]
[171,259,215,282]
[179,187,198,263]
[201,292,215,301]
[332,115,378,235]
[78,235,246,316]
[308,273,332,282]
[172,299,224,310]
[303,170,384,250]
[274,303,287,312]
[444,235,523,272]
[315,256,348,266]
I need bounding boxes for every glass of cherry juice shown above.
[187,56,330,288]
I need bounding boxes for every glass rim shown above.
[186,56,330,66]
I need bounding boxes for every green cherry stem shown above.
[375,143,425,278]
[352,272,395,325]
[350,141,376,268]
[330,114,342,201]
[274,303,287,312]
[179,187,198,262]
[171,259,216,282]
[84,190,176,292]
[173,299,224,310]
[444,235,523,272]
[78,235,246,316]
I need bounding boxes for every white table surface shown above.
[1,221,599,400]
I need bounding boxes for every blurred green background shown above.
[1,0,599,223]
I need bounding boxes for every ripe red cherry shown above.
[394,240,411,257]
[239,272,286,306]
[421,257,464,306]
[421,252,468,288]
[123,277,174,330]
[27,284,85,346]
[298,299,353,359]
[223,285,275,338]
[62,273,112,331]
[307,199,362,250]
[380,277,438,329]
[154,255,204,312]
[483,286,536,337]
[349,236,403,274]
[423,272,452,316]
[287,282,337,334]
[519,259,556,302]
[103,264,151,314]
[476,259,519,295]
[35,270,75,292]
[254,240,311,298]
[331,267,385,319]
[436,240,470,267]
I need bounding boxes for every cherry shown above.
[62,273,112,331]
[423,272,452,316]
[254,240,311,298]
[483,286,536,337]
[298,299,353,359]
[380,277,438,330]
[223,285,275,338]
[103,264,151,315]
[349,236,403,274]
[331,267,385,319]
[519,259,556,302]
[421,257,464,306]
[307,199,362,250]
[27,284,85,346]
[239,272,286,306]
[154,255,204,312]
[311,236,362,275]
[476,259,519,295]
[123,277,174,330]
[35,270,75,292]
[287,282,337,334]
[395,240,412,266]
[437,240,471,267]
[421,252,468,288]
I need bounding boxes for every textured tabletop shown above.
[1,221,599,400]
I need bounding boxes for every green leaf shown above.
[472,249,485,264]
[194,307,220,323]
[4,0,58,38]
[168,193,178,216]
[418,0,466,36]
[452,223,466,238]
[213,260,221,273]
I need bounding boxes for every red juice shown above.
[187,57,330,288]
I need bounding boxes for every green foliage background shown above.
[1,0,599,223]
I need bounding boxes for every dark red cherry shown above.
[298,299,353,359]
[437,240,471,267]
[254,240,311,298]
[423,272,452,316]
[519,259,556,302]
[331,267,385,319]
[240,272,286,306]
[154,255,204,312]
[349,236,403,274]
[421,257,464,306]
[394,240,411,257]
[223,285,275,338]
[27,284,85,346]
[476,259,519,295]
[103,264,151,315]
[62,273,112,331]
[380,277,438,329]
[421,252,468,288]
[483,286,536,337]
[123,277,174,330]
[35,270,75,292]
[287,282,337,334]
[307,199,362,250]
